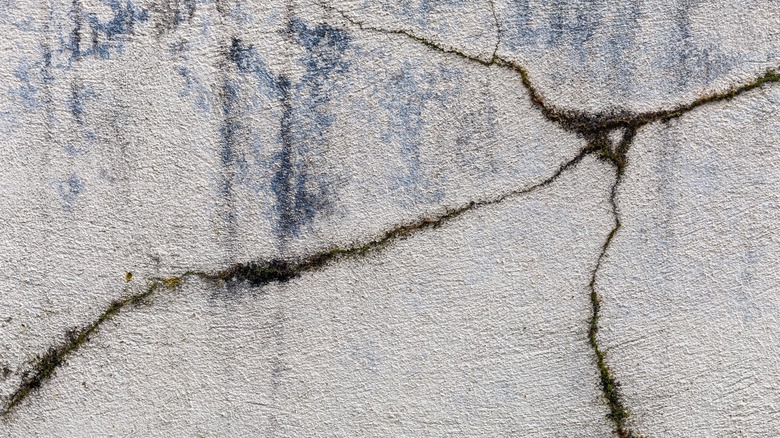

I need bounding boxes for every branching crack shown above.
[318,7,780,436]
[589,129,643,438]
[4,7,780,435]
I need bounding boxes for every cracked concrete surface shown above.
[3,157,617,437]
[1,0,780,436]
[599,86,780,437]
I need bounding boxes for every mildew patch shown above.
[151,0,197,36]
[66,0,149,60]
[56,173,85,212]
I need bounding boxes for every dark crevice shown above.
[488,0,501,61]
[1,146,593,417]
[320,7,780,436]
[209,144,594,288]
[589,128,643,438]
[5,8,780,432]
[328,5,780,138]
[1,277,182,417]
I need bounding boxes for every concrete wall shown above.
[1,1,779,436]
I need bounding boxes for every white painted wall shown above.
[1,1,779,436]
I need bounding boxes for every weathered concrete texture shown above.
[0,0,583,419]
[330,0,498,60]
[495,0,780,113]
[4,0,780,436]
[599,86,780,436]
[2,157,616,437]
[337,0,780,114]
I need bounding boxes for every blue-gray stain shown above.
[271,20,351,238]
[57,174,84,211]
[661,0,733,91]
[602,2,640,96]
[153,0,197,35]
[377,0,468,30]
[379,62,453,205]
[169,0,197,26]
[68,0,148,60]
[68,82,96,123]
[228,37,288,99]
[218,79,247,202]
[11,62,39,110]
[176,65,211,113]
[221,23,351,239]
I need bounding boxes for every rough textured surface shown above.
[599,86,780,437]
[3,158,615,437]
[1,0,780,436]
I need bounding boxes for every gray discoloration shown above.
[2,1,780,436]
[151,0,197,35]
[273,19,351,239]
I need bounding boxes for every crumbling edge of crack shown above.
[320,9,780,436]
[326,4,780,136]
[1,146,594,418]
[588,129,644,438]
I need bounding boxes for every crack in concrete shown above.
[589,128,642,438]
[2,145,595,417]
[488,0,501,61]
[318,7,780,436]
[4,7,780,435]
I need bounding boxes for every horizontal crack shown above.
[326,5,780,140]
[2,146,595,417]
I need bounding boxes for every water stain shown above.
[68,81,95,124]
[67,0,149,60]
[378,61,456,206]
[270,19,351,239]
[57,173,84,211]
[10,61,39,110]
[152,0,197,36]
[209,19,352,242]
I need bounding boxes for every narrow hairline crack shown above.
[2,145,595,418]
[488,0,501,61]
[326,5,780,136]
[5,8,780,434]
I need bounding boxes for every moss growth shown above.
[208,144,593,289]
[5,11,780,427]
[326,13,780,435]
[1,276,184,416]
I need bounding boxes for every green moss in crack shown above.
[1,276,183,416]
[209,147,593,290]
[589,222,635,438]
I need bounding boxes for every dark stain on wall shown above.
[152,0,197,36]
[66,0,148,60]
[271,19,351,239]
[226,21,351,240]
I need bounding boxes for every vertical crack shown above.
[589,128,642,438]
[488,0,501,61]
